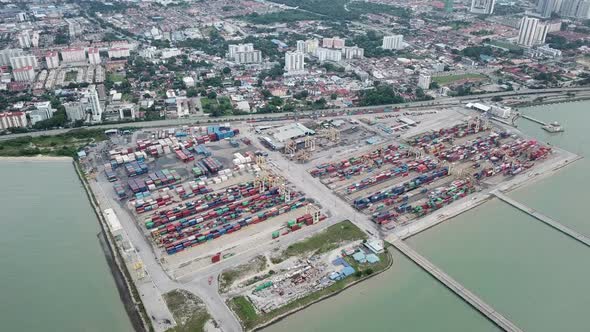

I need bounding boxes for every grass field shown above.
[432,73,486,85]
[275,220,368,262]
[485,40,523,52]
[64,70,78,82]
[229,248,391,330]
[108,72,125,83]
[164,289,211,332]
[0,129,106,157]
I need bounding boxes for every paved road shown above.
[4,87,589,142]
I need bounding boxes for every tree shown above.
[491,96,503,102]
[222,67,231,75]
[330,93,338,100]
[429,81,440,89]
[186,88,199,97]
[261,89,272,99]
[207,91,217,99]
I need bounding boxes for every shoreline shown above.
[0,156,73,161]
[72,160,152,332]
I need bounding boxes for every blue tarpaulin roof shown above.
[366,253,380,264]
[340,266,355,277]
[352,251,366,263]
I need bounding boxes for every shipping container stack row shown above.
[145,181,260,228]
[134,190,174,213]
[112,151,147,165]
[152,189,300,245]
[125,160,148,177]
[201,157,223,174]
[354,167,449,211]
[175,148,195,163]
[411,179,475,217]
[172,181,212,201]
[162,195,308,255]
[113,182,126,199]
[207,125,239,142]
[344,157,439,195]
[409,119,488,146]
[285,213,326,232]
[105,168,117,182]
[127,169,180,193]
[232,152,253,166]
[310,144,407,179]
[195,145,211,157]
[369,171,468,225]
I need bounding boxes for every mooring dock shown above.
[492,191,590,247]
[520,114,546,125]
[390,238,524,332]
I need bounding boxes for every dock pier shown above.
[492,191,590,247]
[390,238,524,332]
[520,114,546,125]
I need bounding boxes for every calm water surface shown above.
[0,160,133,331]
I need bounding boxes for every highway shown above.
[3,87,590,142]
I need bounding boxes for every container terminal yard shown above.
[79,104,578,332]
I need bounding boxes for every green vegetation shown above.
[470,29,493,36]
[219,256,267,293]
[177,30,228,57]
[448,20,471,30]
[229,248,391,330]
[0,129,106,158]
[54,31,69,45]
[200,96,234,117]
[273,220,367,263]
[460,45,493,60]
[485,40,523,52]
[64,71,78,82]
[432,73,486,85]
[547,34,590,50]
[164,289,211,332]
[243,10,324,24]
[358,84,405,107]
[352,30,395,58]
[263,0,409,21]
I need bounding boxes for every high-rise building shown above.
[343,46,364,59]
[64,102,86,122]
[45,51,59,69]
[517,16,549,47]
[560,0,590,18]
[86,85,103,123]
[305,39,319,55]
[17,31,31,48]
[68,21,82,38]
[61,48,86,63]
[470,0,495,14]
[9,55,38,69]
[108,48,130,59]
[418,74,432,90]
[316,47,342,62]
[296,40,306,53]
[227,43,261,64]
[284,51,305,74]
[0,111,27,130]
[31,31,39,48]
[0,49,24,66]
[228,43,254,58]
[322,37,345,49]
[536,0,556,17]
[13,66,35,82]
[88,47,101,65]
[382,35,404,50]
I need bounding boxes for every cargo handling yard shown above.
[76,104,579,332]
